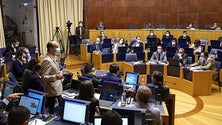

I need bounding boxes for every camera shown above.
[66,21,72,28]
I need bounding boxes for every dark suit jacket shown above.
[178,35,191,43]
[147,34,157,39]
[173,53,188,65]
[75,26,85,40]
[0,100,8,125]
[167,42,180,48]
[102,73,122,83]
[92,43,103,52]
[23,69,44,94]
[11,59,27,79]
[82,73,102,87]
[150,51,167,63]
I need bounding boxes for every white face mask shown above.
[150,33,154,36]
[183,34,186,37]
[172,42,176,45]
[55,48,60,55]
[96,41,99,44]
[15,44,19,47]
[157,49,162,53]
[166,33,169,37]
[119,40,123,44]
[79,23,83,27]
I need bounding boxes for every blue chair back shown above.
[82,39,90,44]
[210,40,221,47]
[215,61,222,71]
[117,53,126,61]
[184,48,194,56]
[136,52,145,61]
[129,24,137,29]
[103,39,111,45]
[172,25,181,29]
[125,53,137,62]
[102,53,113,63]
[118,46,127,53]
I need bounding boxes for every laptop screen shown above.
[63,99,87,124]
[95,70,108,77]
[100,89,116,101]
[94,117,128,125]
[28,90,46,113]
[2,81,15,98]
[125,72,139,85]
[19,96,40,115]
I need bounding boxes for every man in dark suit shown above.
[178,31,191,44]
[75,21,85,55]
[92,37,103,53]
[102,64,121,83]
[167,38,180,48]
[150,46,167,64]
[0,93,23,125]
[11,50,27,80]
[98,31,107,42]
[190,52,215,70]
[162,30,173,40]
[6,39,20,55]
[23,59,44,94]
[146,30,157,39]
[173,48,188,66]
[132,36,143,48]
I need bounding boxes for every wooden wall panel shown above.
[85,0,222,29]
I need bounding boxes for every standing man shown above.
[75,21,85,55]
[41,41,64,114]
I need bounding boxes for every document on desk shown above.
[189,67,204,71]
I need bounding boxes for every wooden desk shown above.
[80,44,91,63]
[89,29,222,44]
[165,66,213,96]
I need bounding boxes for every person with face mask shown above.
[162,31,173,40]
[210,22,221,30]
[147,30,157,39]
[96,21,105,30]
[98,31,107,42]
[150,46,167,64]
[178,31,191,44]
[173,48,188,66]
[75,21,85,55]
[167,38,179,48]
[22,47,31,63]
[41,41,64,114]
[92,37,103,53]
[190,52,215,70]
[6,39,20,55]
[132,36,143,48]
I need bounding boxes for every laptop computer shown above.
[99,89,117,108]
[19,96,40,119]
[124,72,139,91]
[95,70,108,77]
[63,79,81,97]
[1,81,15,99]
[168,58,180,67]
[94,116,128,125]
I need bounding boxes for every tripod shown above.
[52,27,65,55]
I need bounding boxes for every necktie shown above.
[158,53,161,61]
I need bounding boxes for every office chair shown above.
[129,24,137,29]
[187,56,193,64]
[82,39,90,44]
[199,39,208,46]
[212,61,222,91]
[210,40,221,47]
[125,53,137,62]
[157,24,167,29]
[172,25,181,29]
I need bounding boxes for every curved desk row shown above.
[89,29,222,43]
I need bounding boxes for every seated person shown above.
[186,22,196,29]
[6,39,20,55]
[167,38,179,48]
[210,22,221,30]
[150,46,167,64]
[127,85,162,125]
[8,106,30,125]
[0,93,23,125]
[11,50,27,80]
[92,37,103,53]
[23,59,44,94]
[82,62,101,87]
[149,71,170,100]
[190,52,215,70]
[75,80,99,123]
[143,22,154,29]
[178,31,191,44]
[189,39,202,55]
[146,30,157,39]
[112,38,127,53]
[173,48,188,66]
[98,31,107,42]
[101,110,122,125]
[21,47,32,63]
[132,36,143,48]
[102,63,122,83]
[96,21,105,30]
[162,30,173,39]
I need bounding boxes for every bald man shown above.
[41,41,64,114]
[127,86,162,125]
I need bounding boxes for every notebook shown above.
[99,89,117,107]
[19,96,40,118]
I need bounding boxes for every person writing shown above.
[190,52,215,70]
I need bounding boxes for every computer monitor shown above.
[63,98,90,124]
[113,106,146,125]
[1,81,15,99]
[19,96,40,115]
[102,80,123,97]
[27,89,47,113]
[125,72,139,85]
[94,116,128,125]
